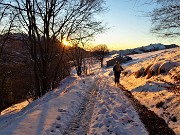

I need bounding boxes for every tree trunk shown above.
[101,58,103,67]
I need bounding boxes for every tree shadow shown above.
[0,101,50,135]
[0,76,77,134]
[130,81,166,93]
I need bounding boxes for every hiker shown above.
[113,61,123,85]
[77,65,82,76]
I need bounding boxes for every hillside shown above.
[121,47,180,134]
[0,60,148,135]
[111,43,179,56]
[0,47,179,135]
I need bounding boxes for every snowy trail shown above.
[62,72,108,134]
[87,69,148,135]
[63,86,97,135]
[0,76,93,135]
[44,68,148,135]
[0,68,161,135]
[57,71,110,135]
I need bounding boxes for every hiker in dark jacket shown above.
[113,61,123,85]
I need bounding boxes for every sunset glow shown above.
[63,39,69,46]
[94,0,180,50]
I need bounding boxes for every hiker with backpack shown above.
[113,61,123,85]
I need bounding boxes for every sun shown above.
[63,39,69,46]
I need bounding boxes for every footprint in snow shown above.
[58,108,67,113]
[98,108,107,114]
[55,123,61,129]
[50,128,55,133]
[111,113,118,120]
[56,116,61,121]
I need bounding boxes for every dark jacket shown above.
[113,64,123,74]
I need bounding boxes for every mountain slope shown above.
[121,47,180,134]
[0,47,179,134]
[0,63,148,135]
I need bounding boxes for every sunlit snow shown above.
[0,47,179,135]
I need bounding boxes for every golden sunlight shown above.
[63,39,69,46]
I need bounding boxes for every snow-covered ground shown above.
[0,47,179,135]
[121,47,180,135]
[88,73,147,135]
[0,60,148,135]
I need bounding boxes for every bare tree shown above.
[150,0,180,38]
[0,0,106,99]
[67,44,84,76]
[0,2,17,113]
[0,2,16,57]
[92,44,109,67]
[66,33,92,76]
[0,34,33,114]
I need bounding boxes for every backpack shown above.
[116,64,123,71]
[115,64,120,71]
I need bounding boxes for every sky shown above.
[94,0,180,50]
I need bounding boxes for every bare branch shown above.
[150,0,180,38]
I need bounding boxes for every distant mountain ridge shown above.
[111,43,179,55]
